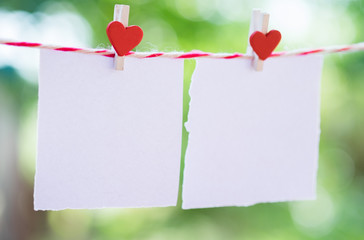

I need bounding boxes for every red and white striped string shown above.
[1,39,364,59]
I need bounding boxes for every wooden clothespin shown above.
[247,9,270,71]
[247,9,281,72]
[106,4,143,71]
[113,4,129,70]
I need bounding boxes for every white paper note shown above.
[182,55,323,209]
[34,50,183,210]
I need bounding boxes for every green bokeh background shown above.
[1,0,364,239]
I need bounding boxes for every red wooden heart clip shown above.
[106,21,143,56]
[249,30,281,60]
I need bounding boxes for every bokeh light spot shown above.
[290,187,336,237]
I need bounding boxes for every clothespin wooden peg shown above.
[246,9,262,56]
[255,12,269,71]
[247,9,281,71]
[113,4,129,70]
[106,4,143,70]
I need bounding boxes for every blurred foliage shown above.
[0,0,364,240]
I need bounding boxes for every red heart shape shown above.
[249,30,281,60]
[106,21,143,56]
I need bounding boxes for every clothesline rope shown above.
[1,39,364,59]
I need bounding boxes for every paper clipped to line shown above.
[34,50,184,210]
[182,55,323,209]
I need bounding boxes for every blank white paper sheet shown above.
[182,55,324,209]
[34,50,183,210]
